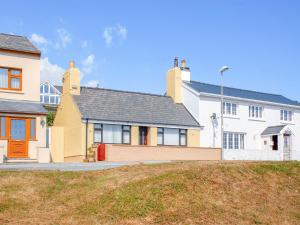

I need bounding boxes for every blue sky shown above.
[1,0,300,101]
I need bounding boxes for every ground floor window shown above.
[157,128,187,146]
[94,123,131,144]
[0,117,6,138]
[224,132,245,149]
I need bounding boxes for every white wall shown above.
[182,84,300,160]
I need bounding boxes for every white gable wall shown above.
[182,84,300,160]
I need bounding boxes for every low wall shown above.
[224,149,282,161]
[105,145,221,162]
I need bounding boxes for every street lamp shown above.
[219,66,229,160]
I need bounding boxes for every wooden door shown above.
[8,118,28,158]
[139,127,148,145]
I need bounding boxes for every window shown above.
[280,110,293,122]
[157,128,164,145]
[0,117,6,138]
[40,83,61,105]
[0,67,22,91]
[30,118,36,140]
[223,102,237,116]
[224,132,245,150]
[249,105,263,119]
[94,123,131,144]
[157,128,187,146]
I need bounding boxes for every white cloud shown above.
[40,58,65,85]
[103,24,127,46]
[85,80,100,88]
[81,40,88,48]
[55,28,72,49]
[30,33,49,45]
[82,54,95,74]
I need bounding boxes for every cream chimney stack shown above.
[62,60,81,95]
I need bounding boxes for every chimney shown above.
[180,59,190,82]
[166,57,182,103]
[62,60,81,95]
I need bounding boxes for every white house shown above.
[171,58,300,161]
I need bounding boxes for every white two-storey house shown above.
[172,58,300,160]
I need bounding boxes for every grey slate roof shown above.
[0,33,41,54]
[184,81,300,106]
[73,87,200,127]
[261,125,286,136]
[54,85,62,93]
[0,99,46,114]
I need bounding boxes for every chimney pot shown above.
[69,60,75,69]
[174,57,179,67]
[181,59,187,68]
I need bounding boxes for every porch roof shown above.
[261,125,286,136]
[0,99,47,115]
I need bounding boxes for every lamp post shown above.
[219,66,229,160]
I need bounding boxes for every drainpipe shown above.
[85,118,89,160]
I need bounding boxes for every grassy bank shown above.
[0,161,299,224]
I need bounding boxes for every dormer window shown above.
[0,67,22,91]
[223,102,237,116]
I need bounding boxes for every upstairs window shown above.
[223,102,237,116]
[249,105,263,119]
[280,110,293,122]
[40,83,61,105]
[0,67,22,91]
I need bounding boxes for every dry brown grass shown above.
[0,161,299,225]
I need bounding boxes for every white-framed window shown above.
[280,110,293,122]
[224,132,245,150]
[249,105,263,119]
[40,83,61,105]
[223,102,237,116]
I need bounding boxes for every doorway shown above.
[272,135,278,150]
[139,127,148,145]
[283,134,291,160]
[8,118,28,158]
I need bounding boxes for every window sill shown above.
[248,118,265,122]
[224,115,240,120]
[280,121,295,125]
[0,89,24,94]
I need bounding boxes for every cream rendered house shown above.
[51,61,221,162]
[0,33,48,163]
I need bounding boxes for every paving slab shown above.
[0,161,171,171]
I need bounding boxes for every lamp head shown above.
[219,66,229,74]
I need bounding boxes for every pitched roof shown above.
[0,33,41,55]
[261,125,286,136]
[73,87,200,128]
[184,81,300,106]
[0,99,46,114]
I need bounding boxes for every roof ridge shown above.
[81,86,170,98]
[0,33,26,38]
[189,80,291,98]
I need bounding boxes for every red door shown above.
[97,144,106,161]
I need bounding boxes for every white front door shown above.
[283,134,291,161]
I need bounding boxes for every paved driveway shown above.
[0,161,170,171]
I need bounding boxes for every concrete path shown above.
[0,161,170,171]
